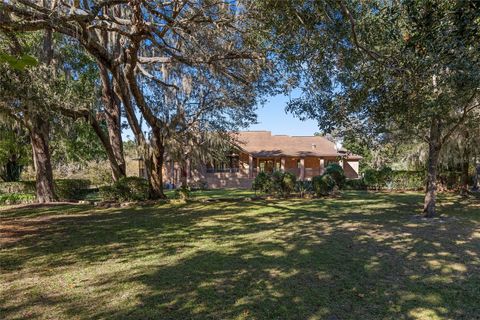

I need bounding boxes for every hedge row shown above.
[0,181,36,194]
[345,169,425,191]
[0,179,92,201]
[99,177,149,202]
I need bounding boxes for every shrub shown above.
[0,179,92,200]
[271,171,297,197]
[345,178,367,190]
[295,180,313,198]
[0,181,35,194]
[324,163,346,188]
[282,172,297,196]
[254,172,296,197]
[99,177,149,202]
[312,174,336,196]
[174,186,191,200]
[363,169,380,189]
[364,168,423,191]
[271,171,284,196]
[391,171,424,190]
[54,179,91,200]
[0,193,36,205]
[252,172,272,194]
[189,180,208,191]
[363,167,392,190]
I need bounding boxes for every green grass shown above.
[1,191,479,320]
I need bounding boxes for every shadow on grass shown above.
[1,191,479,319]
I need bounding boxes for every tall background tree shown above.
[0,0,277,199]
[257,0,480,217]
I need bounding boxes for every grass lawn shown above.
[1,191,479,320]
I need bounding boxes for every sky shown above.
[247,93,319,136]
[122,92,320,141]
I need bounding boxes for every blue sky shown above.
[122,92,320,141]
[248,93,319,136]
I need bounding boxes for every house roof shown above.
[234,131,362,160]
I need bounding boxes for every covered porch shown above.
[248,155,360,180]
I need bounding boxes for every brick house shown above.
[162,131,361,189]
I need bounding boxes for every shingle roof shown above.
[234,131,361,160]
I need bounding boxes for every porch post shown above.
[256,157,260,173]
[320,157,325,174]
[300,158,305,181]
[248,154,253,178]
[281,157,285,172]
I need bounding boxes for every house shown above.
[162,131,361,189]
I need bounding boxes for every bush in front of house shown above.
[252,172,273,194]
[253,171,297,197]
[324,163,346,188]
[282,172,297,196]
[99,177,149,202]
[312,174,336,196]
[295,180,313,198]
[271,171,297,197]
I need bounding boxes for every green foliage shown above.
[282,172,297,196]
[51,120,107,165]
[295,180,313,198]
[344,179,367,190]
[174,186,191,200]
[252,172,273,194]
[0,52,38,70]
[391,171,425,191]
[0,125,30,182]
[54,179,91,200]
[312,174,336,197]
[271,171,297,197]
[363,169,424,190]
[0,193,36,205]
[0,181,36,194]
[100,177,149,202]
[189,180,208,191]
[253,171,296,197]
[363,167,393,190]
[324,163,346,188]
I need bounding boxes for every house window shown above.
[275,162,281,171]
[297,160,301,168]
[206,155,240,173]
[259,162,265,172]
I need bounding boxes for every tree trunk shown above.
[460,131,470,194]
[99,64,126,180]
[423,119,442,218]
[87,115,125,181]
[28,114,56,203]
[150,129,167,199]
